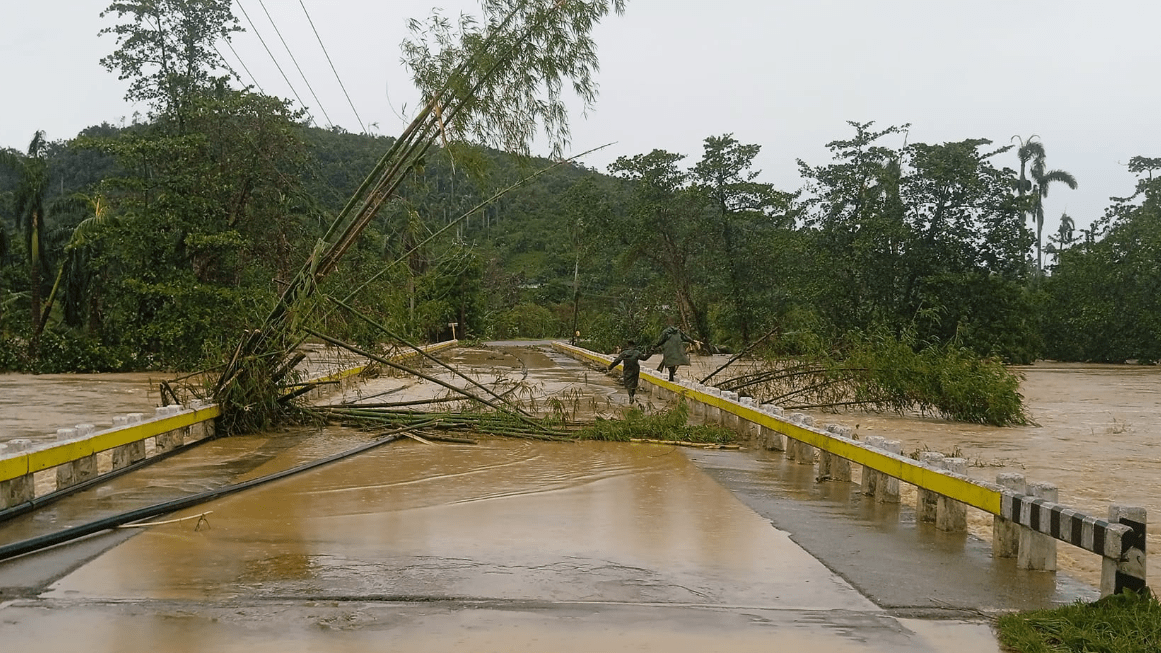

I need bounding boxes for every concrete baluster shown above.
[0,438,36,509]
[917,452,946,522]
[1017,481,1058,571]
[993,472,1027,557]
[936,458,969,532]
[876,440,902,503]
[1100,505,1147,597]
[861,436,886,496]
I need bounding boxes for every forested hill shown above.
[3,116,1161,374]
[0,116,624,372]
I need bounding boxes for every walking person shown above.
[651,323,700,382]
[607,339,652,403]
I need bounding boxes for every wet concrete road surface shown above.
[0,343,1010,651]
[1,435,999,652]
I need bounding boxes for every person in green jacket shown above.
[651,324,700,382]
[607,339,652,402]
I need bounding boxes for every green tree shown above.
[691,134,791,345]
[1010,136,1077,271]
[1042,156,1161,362]
[1030,147,1078,272]
[606,149,713,345]
[0,131,51,354]
[99,0,241,128]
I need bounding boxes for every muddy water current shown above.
[0,345,1157,650]
[807,362,1161,588]
[0,372,162,442]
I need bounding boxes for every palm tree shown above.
[37,194,118,339]
[1057,212,1075,246]
[1011,135,1042,202]
[1011,136,1077,272]
[0,131,51,355]
[1030,150,1078,272]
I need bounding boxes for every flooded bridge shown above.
[1,341,1156,651]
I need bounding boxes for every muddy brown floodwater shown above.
[2,343,1156,650]
[802,362,1161,588]
[0,372,161,443]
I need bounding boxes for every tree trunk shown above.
[29,210,42,358]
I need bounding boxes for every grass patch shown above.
[997,589,1160,652]
[576,400,737,444]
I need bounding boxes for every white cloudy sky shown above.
[3,0,1159,236]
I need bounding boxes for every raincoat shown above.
[607,345,652,395]
[652,326,694,368]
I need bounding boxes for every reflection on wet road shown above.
[2,431,996,652]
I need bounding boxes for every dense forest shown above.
[2,0,1159,378]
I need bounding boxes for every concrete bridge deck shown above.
[0,341,1090,651]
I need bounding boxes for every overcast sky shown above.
[3,0,1160,237]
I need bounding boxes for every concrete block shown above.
[1018,481,1058,571]
[917,452,946,522]
[796,440,816,465]
[7,438,32,452]
[861,436,886,497]
[113,415,129,427]
[936,458,969,532]
[1101,505,1147,597]
[56,428,78,441]
[127,413,144,424]
[876,440,902,503]
[762,403,784,416]
[75,423,95,436]
[831,454,853,482]
[1,474,35,509]
[112,440,147,470]
[759,425,784,451]
[993,473,1026,557]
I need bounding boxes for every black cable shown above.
[298,0,367,134]
[0,421,432,562]
[256,0,334,127]
[234,0,309,116]
[0,432,221,525]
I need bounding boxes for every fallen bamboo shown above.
[303,328,556,435]
[327,295,533,417]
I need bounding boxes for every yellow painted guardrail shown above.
[0,405,221,484]
[1,340,460,485]
[553,341,1004,516]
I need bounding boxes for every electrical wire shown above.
[215,40,265,94]
[0,425,429,562]
[298,0,368,134]
[255,0,334,128]
[234,0,310,120]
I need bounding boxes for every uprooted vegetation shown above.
[716,328,1029,426]
[577,401,738,444]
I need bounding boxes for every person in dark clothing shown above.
[651,325,700,382]
[607,340,652,402]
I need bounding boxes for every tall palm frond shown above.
[37,194,120,336]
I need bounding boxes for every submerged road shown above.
[0,342,1086,651]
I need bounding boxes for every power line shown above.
[215,40,265,94]
[298,0,367,134]
[234,0,310,121]
[254,0,334,128]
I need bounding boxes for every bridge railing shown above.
[0,339,460,516]
[555,341,1147,597]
